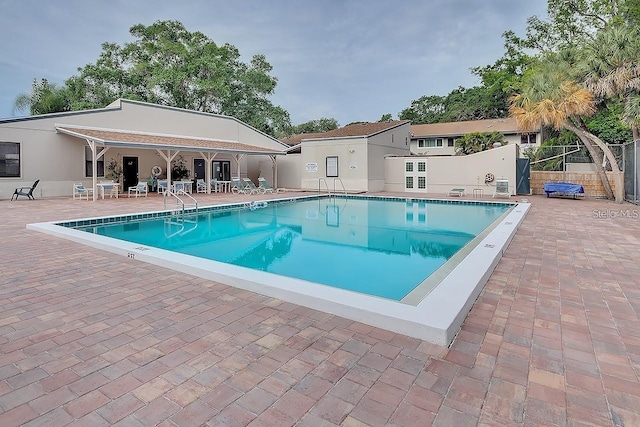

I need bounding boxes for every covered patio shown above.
[55,124,287,201]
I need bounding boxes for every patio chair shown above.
[11,179,40,200]
[72,182,93,200]
[210,178,219,193]
[196,179,207,193]
[493,179,510,199]
[242,178,264,194]
[258,177,284,193]
[231,177,251,194]
[157,180,168,194]
[128,181,148,197]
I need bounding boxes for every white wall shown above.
[385,144,518,196]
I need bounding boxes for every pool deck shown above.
[1,191,639,426]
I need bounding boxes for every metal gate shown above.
[516,158,531,195]
[624,140,639,204]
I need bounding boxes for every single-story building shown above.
[410,117,541,156]
[284,121,413,193]
[0,99,289,200]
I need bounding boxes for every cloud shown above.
[0,0,547,125]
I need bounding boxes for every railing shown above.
[163,189,198,215]
[318,178,347,196]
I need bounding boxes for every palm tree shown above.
[12,79,70,116]
[509,57,623,201]
[580,25,640,140]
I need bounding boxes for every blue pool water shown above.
[72,196,512,300]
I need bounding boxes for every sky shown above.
[0,0,548,127]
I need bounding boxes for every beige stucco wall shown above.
[366,123,411,192]
[530,170,620,198]
[0,100,286,199]
[385,144,519,196]
[300,137,370,192]
[300,123,411,193]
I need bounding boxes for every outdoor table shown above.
[97,182,120,199]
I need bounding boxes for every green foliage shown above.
[62,20,290,136]
[105,158,123,182]
[454,131,507,155]
[13,78,71,115]
[378,113,393,122]
[584,101,633,144]
[289,118,339,135]
[170,155,190,180]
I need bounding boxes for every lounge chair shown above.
[493,179,511,198]
[210,179,219,193]
[448,188,465,197]
[242,178,264,194]
[11,179,40,200]
[543,182,584,199]
[258,177,284,193]
[72,182,93,200]
[128,182,148,197]
[231,177,252,194]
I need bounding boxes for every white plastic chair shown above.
[128,182,148,198]
[73,183,93,200]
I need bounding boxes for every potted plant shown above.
[105,158,123,183]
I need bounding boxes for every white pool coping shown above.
[28,200,530,346]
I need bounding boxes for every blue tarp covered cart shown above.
[543,182,585,199]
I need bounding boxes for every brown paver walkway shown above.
[0,192,639,426]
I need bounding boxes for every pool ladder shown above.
[318,178,347,196]
[163,189,198,215]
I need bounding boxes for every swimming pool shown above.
[28,195,530,345]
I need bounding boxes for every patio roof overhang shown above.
[54,124,286,201]
[54,124,287,156]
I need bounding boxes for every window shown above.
[448,138,455,147]
[0,142,20,177]
[405,176,414,189]
[426,138,444,147]
[85,146,105,177]
[326,156,338,177]
[417,139,426,148]
[521,134,536,144]
[418,176,426,189]
[417,162,426,172]
[405,162,413,172]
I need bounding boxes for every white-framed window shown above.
[520,134,536,144]
[426,138,444,147]
[417,139,426,148]
[417,162,426,172]
[448,138,455,147]
[406,162,414,172]
[418,176,426,189]
[406,176,414,188]
[85,146,105,177]
[0,141,20,178]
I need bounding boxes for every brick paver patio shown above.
[0,192,639,426]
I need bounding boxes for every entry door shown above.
[122,156,139,191]
[516,158,531,195]
[193,159,205,180]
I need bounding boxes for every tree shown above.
[579,25,640,139]
[454,131,507,155]
[64,20,291,136]
[289,118,339,135]
[509,55,624,201]
[13,78,70,115]
[378,113,393,122]
[398,95,446,124]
